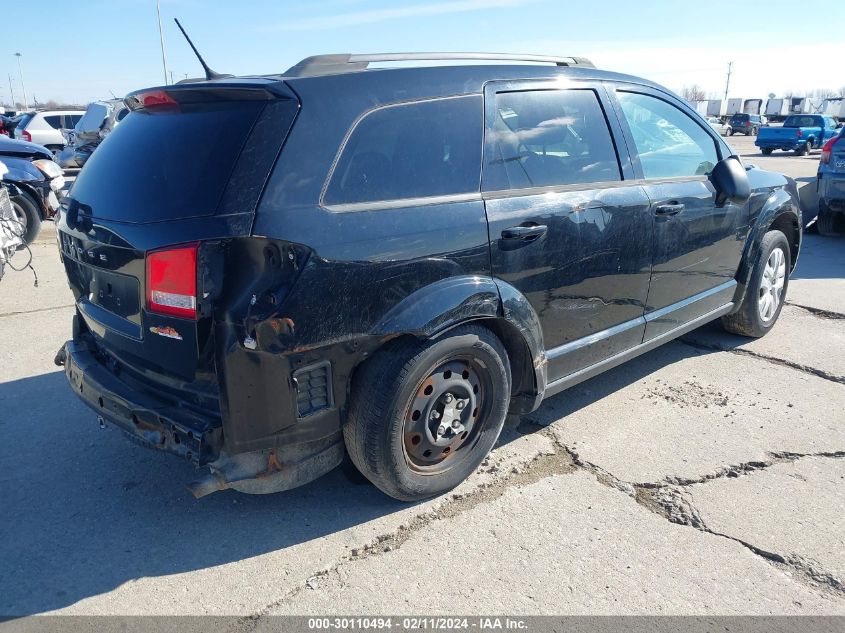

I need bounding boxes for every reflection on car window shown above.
[483,89,621,191]
[618,92,717,179]
[324,96,482,205]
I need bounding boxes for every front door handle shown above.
[501,224,548,240]
[654,203,684,216]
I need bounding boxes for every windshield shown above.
[69,101,267,223]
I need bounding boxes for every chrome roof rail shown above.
[284,52,595,77]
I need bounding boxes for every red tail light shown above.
[745,121,751,128]
[797,129,803,138]
[146,245,198,319]
[22,129,31,142]
[821,135,841,165]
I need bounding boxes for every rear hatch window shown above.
[69,99,269,223]
[730,114,748,124]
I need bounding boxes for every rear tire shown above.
[9,190,42,246]
[344,324,511,501]
[721,230,790,338]
[795,141,810,156]
[761,148,773,156]
[751,126,758,136]
[817,206,838,236]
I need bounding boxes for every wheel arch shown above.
[364,275,546,415]
[732,188,801,309]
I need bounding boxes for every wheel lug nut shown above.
[431,410,440,419]
[438,425,446,435]
[451,420,460,429]
[445,394,453,403]
[456,401,465,410]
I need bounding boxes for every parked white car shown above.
[705,116,732,137]
[13,110,85,152]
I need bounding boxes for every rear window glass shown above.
[324,96,482,205]
[70,101,265,223]
[783,116,818,128]
[16,113,33,129]
[730,114,749,122]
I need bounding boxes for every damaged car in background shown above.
[0,136,65,244]
[58,99,129,169]
[55,51,801,503]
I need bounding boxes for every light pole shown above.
[14,53,28,111]
[7,74,15,111]
[156,0,169,84]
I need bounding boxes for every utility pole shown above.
[14,53,28,111]
[724,61,733,101]
[170,70,175,85]
[7,74,15,110]
[156,0,169,85]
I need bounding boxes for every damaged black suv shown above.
[56,53,801,501]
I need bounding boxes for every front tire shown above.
[9,190,42,246]
[344,324,511,501]
[721,230,790,338]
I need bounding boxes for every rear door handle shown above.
[654,203,684,216]
[501,224,548,240]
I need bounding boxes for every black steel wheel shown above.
[344,324,510,501]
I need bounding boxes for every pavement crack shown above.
[0,304,75,318]
[786,302,845,320]
[681,339,845,385]
[231,428,575,629]
[556,441,845,600]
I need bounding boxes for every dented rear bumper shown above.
[62,338,223,466]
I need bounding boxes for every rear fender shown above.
[370,275,546,414]
[732,187,800,309]
[371,274,499,339]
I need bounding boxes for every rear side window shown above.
[483,89,621,191]
[44,115,63,129]
[324,96,482,205]
[617,92,718,179]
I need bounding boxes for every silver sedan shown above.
[705,116,732,137]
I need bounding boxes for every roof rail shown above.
[284,52,595,77]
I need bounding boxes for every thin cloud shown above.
[261,0,533,31]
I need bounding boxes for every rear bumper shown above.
[62,337,223,465]
[756,139,798,149]
[819,174,845,209]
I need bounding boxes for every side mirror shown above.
[709,156,750,207]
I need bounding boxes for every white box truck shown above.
[706,100,725,117]
[726,98,743,115]
[742,99,763,115]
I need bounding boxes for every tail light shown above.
[22,129,31,142]
[745,121,751,128]
[797,129,803,138]
[146,244,198,319]
[821,135,841,165]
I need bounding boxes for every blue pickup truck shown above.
[755,114,840,156]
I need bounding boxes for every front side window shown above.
[324,96,482,206]
[483,89,621,191]
[617,92,718,179]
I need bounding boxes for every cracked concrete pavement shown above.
[1,136,844,617]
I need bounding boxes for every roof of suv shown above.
[172,53,668,103]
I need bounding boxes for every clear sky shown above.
[2,0,843,107]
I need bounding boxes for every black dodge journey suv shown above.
[56,52,801,501]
